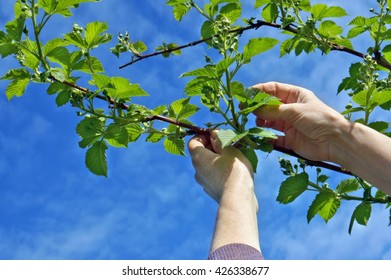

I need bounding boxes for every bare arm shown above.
[253,81,391,194]
[330,121,391,193]
[188,132,260,253]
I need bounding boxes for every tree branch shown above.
[51,76,351,175]
[273,145,352,176]
[119,19,391,70]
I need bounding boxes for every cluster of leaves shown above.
[1,0,391,232]
[0,0,282,176]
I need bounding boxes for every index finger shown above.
[252,81,316,104]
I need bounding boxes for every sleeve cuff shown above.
[208,243,264,260]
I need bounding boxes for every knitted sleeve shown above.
[208,243,264,260]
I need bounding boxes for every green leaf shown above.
[63,31,87,49]
[317,194,340,223]
[298,0,311,12]
[348,26,366,39]
[261,3,278,23]
[38,0,100,17]
[219,3,242,23]
[336,178,361,194]
[248,127,277,139]
[55,90,71,107]
[382,45,391,64]
[368,121,389,133]
[46,46,71,66]
[92,73,111,89]
[180,66,216,78]
[317,174,329,183]
[146,132,165,143]
[47,81,68,95]
[169,97,199,120]
[230,81,245,96]
[276,173,309,204]
[318,20,343,37]
[311,4,347,21]
[166,0,191,21]
[216,129,249,148]
[1,68,30,80]
[307,192,334,223]
[0,31,18,58]
[126,124,143,142]
[254,0,270,9]
[44,38,67,54]
[4,78,29,100]
[76,117,106,148]
[178,104,199,120]
[211,0,239,4]
[311,4,327,20]
[73,56,104,74]
[322,6,347,19]
[109,77,148,99]
[201,20,214,40]
[333,37,353,50]
[241,148,258,172]
[280,37,297,57]
[372,90,391,107]
[85,21,112,49]
[349,16,366,26]
[243,38,279,61]
[20,40,40,69]
[184,77,218,96]
[170,97,190,115]
[134,41,148,54]
[216,57,236,77]
[49,68,66,82]
[238,90,281,115]
[164,137,186,155]
[85,141,108,177]
[349,203,372,234]
[92,74,148,99]
[5,17,25,41]
[352,89,369,106]
[105,124,129,148]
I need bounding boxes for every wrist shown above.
[219,182,258,214]
[328,117,356,167]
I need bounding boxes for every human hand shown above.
[253,82,350,162]
[187,131,257,211]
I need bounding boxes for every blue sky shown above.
[0,0,390,260]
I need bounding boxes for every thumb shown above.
[253,104,297,121]
[210,130,223,154]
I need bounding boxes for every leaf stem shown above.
[31,0,49,71]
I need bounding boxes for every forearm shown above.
[210,188,260,253]
[331,121,391,194]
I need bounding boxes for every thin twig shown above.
[146,115,210,135]
[119,19,391,70]
[273,145,352,176]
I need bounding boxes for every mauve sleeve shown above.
[207,243,264,260]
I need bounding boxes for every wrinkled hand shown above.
[188,131,257,210]
[253,82,350,162]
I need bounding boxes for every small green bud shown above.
[316,167,322,174]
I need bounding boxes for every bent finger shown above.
[252,81,317,104]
